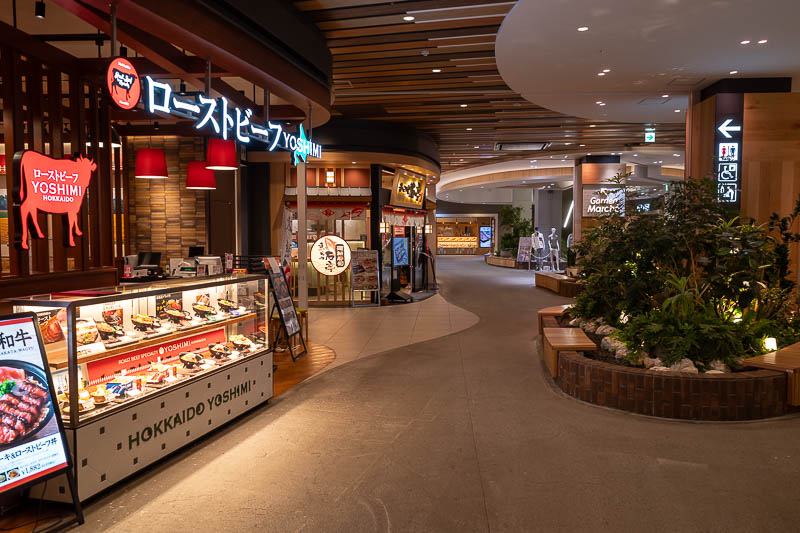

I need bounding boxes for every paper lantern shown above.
[186,161,216,190]
[134,148,168,178]
[205,139,238,170]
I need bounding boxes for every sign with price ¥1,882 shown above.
[0,314,71,494]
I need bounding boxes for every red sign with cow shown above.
[12,150,96,250]
[106,57,140,110]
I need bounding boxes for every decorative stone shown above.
[669,358,699,374]
[708,360,731,373]
[614,345,628,360]
[650,366,671,372]
[705,370,724,374]
[582,320,598,333]
[595,325,617,336]
[643,357,662,369]
[569,317,583,327]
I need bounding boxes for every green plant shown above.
[497,205,532,256]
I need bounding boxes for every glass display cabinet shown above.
[11,274,273,501]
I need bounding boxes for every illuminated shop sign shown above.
[582,186,625,217]
[713,94,744,207]
[12,151,96,250]
[106,57,140,110]
[310,235,351,276]
[142,77,322,165]
[390,170,425,209]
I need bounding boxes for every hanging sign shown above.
[12,151,96,250]
[0,313,71,495]
[140,77,321,165]
[713,93,744,207]
[106,57,141,110]
[644,129,656,143]
[310,235,352,276]
[390,170,426,209]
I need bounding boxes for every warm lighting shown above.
[135,148,168,179]
[740,40,751,44]
[379,222,390,233]
[35,0,45,19]
[403,15,415,21]
[431,69,441,73]
[577,26,589,32]
[764,337,778,351]
[729,70,739,75]
[602,68,611,73]
[186,161,216,190]
[424,224,433,234]
[326,170,335,184]
[460,104,468,108]
[205,139,238,170]
[597,72,606,76]
[758,39,768,44]
[662,94,670,98]
[466,127,472,131]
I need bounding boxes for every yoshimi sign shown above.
[12,150,96,250]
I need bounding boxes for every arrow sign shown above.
[718,118,741,138]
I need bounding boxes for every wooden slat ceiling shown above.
[295,0,685,172]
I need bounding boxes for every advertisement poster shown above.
[155,292,183,319]
[351,249,379,291]
[0,315,70,494]
[393,237,409,266]
[266,258,301,337]
[517,237,532,263]
[479,226,492,249]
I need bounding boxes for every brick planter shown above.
[555,351,788,420]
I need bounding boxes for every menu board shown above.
[393,237,409,266]
[266,258,301,337]
[0,314,71,494]
[351,250,379,291]
[517,237,532,263]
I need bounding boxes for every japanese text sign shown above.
[390,170,426,209]
[310,235,352,276]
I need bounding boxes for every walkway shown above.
[78,256,800,532]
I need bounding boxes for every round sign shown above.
[106,57,141,110]
[310,235,352,277]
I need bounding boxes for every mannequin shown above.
[531,227,546,270]
[548,227,560,271]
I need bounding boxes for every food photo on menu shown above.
[0,316,69,492]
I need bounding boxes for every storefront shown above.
[436,217,496,255]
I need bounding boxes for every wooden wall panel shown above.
[125,136,207,267]
[687,95,716,180]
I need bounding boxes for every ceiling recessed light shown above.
[530,160,537,162]
[564,142,572,145]
[673,153,680,157]
[597,72,606,76]
[466,127,472,131]
[599,103,606,106]
[674,109,682,112]
[460,104,468,108]
[602,69,611,73]
[595,100,603,104]
[730,70,739,74]
[432,69,441,73]
[758,39,768,44]
[403,15,415,21]
[662,94,670,98]
[579,144,585,147]
[577,26,589,32]
[589,124,596,128]
[587,153,592,155]
[633,154,638,157]
[740,40,751,44]
[474,145,479,148]
[351,161,357,164]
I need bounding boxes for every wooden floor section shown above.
[273,341,337,397]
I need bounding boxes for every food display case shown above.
[11,274,272,501]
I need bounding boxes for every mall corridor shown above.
[69,256,800,532]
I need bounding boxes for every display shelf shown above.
[47,312,259,369]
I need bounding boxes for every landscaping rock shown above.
[705,370,724,374]
[615,345,628,360]
[650,366,671,372]
[582,320,598,333]
[643,357,662,369]
[669,358,699,373]
[708,360,731,373]
[568,317,583,327]
[595,325,617,336]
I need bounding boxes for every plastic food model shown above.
[208,343,231,359]
[217,299,236,312]
[229,335,252,350]
[192,303,216,317]
[180,352,204,369]
[131,314,159,331]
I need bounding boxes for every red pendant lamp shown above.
[135,148,168,178]
[186,161,216,190]
[205,139,238,170]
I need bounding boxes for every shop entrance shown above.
[382,224,427,299]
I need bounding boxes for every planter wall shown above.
[556,351,787,420]
[486,256,517,268]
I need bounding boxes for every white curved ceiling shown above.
[497,0,800,124]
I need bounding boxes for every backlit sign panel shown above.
[12,151,95,250]
[713,94,744,207]
[106,57,140,110]
[582,187,626,217]
[390,170,425,209]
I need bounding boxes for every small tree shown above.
[498,205,532,255]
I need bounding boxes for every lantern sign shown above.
[12,151,96,250]
[140,77,322,165]
[310,235,351,276]
[106,57,140,110]
[390,170,426,209]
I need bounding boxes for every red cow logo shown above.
[13,150,96,250]
[106,57,140,110]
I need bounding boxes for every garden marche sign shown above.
[142,76,322,165]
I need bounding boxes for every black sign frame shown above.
[265,260,307,362]
[713,93,745,209]
[0,312,84,528]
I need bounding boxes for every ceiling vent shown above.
[667,76,706,87]
[494,142,550,151]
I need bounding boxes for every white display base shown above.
[33,351,273,502]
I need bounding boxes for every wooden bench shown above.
[537,304,573,335]
[542,327,596,378]
[743,344,800,406]
[535,271,570,293]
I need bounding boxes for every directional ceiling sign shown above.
[644,130,656,143]
[713,94,744,208]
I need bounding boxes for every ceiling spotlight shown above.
[474,145,479,148]
[35,0,46,18]
[351,161,357,164]
[577,26,589,32]
[589,124,596,128]
[740,40,751,44]
[597,72,606,76]
[595,100,603,104]
[633,154,638,157]
[673,153,680,157]
[460,104,468,108]
[730,70,739,74]
[466,127,472,131]
[602,69,611,73]
[403,15,415,21]
[674,109,682,112]
[758,39,768,44]
[432,69,441,73]
[661,94,670,98]
[599,103,606,106]
[579,144,585,147]
[530,160,537,162]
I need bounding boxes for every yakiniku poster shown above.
[0,314,70,494]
